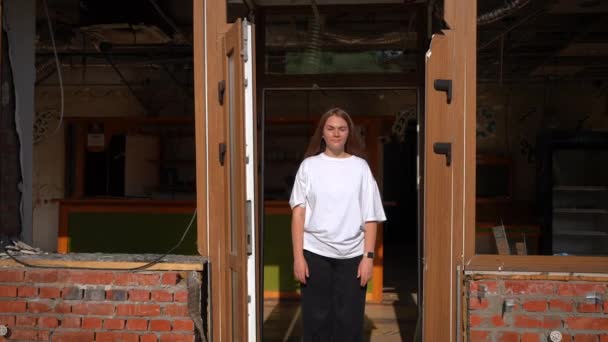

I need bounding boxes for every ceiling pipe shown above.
[36,44,192,56]
[147,0,191,45]
[478,6,545,51]
[99,42,155,116]
[478,0,531,26]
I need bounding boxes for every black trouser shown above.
[301,250,366,342]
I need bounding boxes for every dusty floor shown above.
[262,299,418,341]
[262,245,419,341]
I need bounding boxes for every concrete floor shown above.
[262,248,419,341]
[262,299,418,341]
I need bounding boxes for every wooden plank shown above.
[467,255,608,274]
[459,1,478,340]
[459,0,478,270]
[443,0,477,340]
[204,0,229,340]
[0,259,205,271]
[223,19,249,341]
[422,31,454,342]
[193,0,208,258]
[468,273,608,282]
[0,253,206,270]
[252,22,263,342]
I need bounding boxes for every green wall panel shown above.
[263,214,373,294]
[68,212,197,255]
[264,214,298,292]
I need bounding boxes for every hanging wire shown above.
[478,0,531,26]
[39,0,65,143]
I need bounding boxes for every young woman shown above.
[289,108,386,341]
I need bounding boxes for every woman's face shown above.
[322,115,349,152]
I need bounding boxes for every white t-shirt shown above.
[289,152,387,259]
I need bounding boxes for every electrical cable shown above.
[477,0,530,26]
[3,210,197,271]
[40,0,65,142]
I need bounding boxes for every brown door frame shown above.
[196,0,477,339]
[422,31,455,341]
[422,0,476,340]
[222,19,249,341]
[196,9,251,338]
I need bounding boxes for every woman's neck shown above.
[324,147,349,158]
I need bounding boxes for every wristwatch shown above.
[366,251,375,259]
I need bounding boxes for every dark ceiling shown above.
[36,0,192,51]
[36,0,608,83]
[476,0,608,83]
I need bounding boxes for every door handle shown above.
[218,80,226,105]
[219,143,227,166]
[433,142,452,166]
[433,79,452,104]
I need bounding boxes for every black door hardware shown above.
[218,80,226,105]
[433,79,452,104]
[433,142,452,166]
[219,143,227,165]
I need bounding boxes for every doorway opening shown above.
[259,86,421,340]
[223,1,428,339]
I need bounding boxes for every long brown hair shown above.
[303,108,366,159]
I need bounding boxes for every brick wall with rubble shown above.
[467,275,608,342]
[0,267,205,342]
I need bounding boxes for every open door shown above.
[241,20,260,342]
[221,18,257,341]
[422,31,456,341]
[422,1,476,340]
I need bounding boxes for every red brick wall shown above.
[0,268,203,342]
[467,276,608,342]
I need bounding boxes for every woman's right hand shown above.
[293,256,309,284]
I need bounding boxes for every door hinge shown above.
[433,79,452,104]
[246,200,252,255]
[433,142,452,166]
[219,143,227,166]
[241,18,249,62]
[218,80,226,105]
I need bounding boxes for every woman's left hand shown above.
[357,257,373,286]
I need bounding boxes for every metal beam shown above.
[481,55,608,67]
[99,44,154,116]
[147,0,191,45]
[478,6,546,51]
